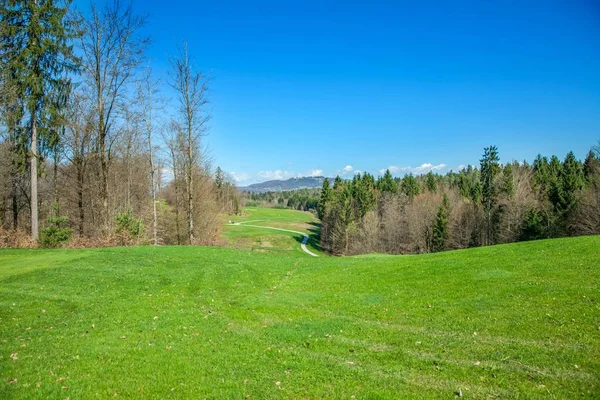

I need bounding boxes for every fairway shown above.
[1,236,599,398]
[221,207,322,256]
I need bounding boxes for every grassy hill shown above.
[1,236,599,398]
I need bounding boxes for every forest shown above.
[0,1,240,247]
[318,145,600,255]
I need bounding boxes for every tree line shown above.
[0,0,240,247]
[318,145,600,255]
[243,189,320,211]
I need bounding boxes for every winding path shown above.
[230,221,318,257]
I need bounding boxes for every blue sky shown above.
[81,0,600,184]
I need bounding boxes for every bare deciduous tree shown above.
[77,0,149,231]
[169,42,210,244]
[63,91,94,236]
[137,67,161,245]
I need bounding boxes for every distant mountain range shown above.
[239,176,333,193]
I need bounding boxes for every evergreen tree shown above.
[521,209,545,241]
[378,169,398,194]
[215,167,224,190]
[583,150,599,185]
[480,145,500,245]
[533,154,549,189]
[547,155,563,211]
[1,0,78,240]
[457,170,471,198]
[333,175,343,189]
[401,173,419,200]
[502,163,514,197]
[470,181,482,203]
[317,178,333,220]
[425,171,437,192]
[352,173,376,218]
[432,194,449,252]
[559,151,584,213]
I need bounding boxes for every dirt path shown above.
[230,222,318,257]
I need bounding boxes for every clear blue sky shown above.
[82,0,600,184]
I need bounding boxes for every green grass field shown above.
[1,226,599,398]
[221,207,322,255]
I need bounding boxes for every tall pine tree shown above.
[432,194,449,252]
[318,178,333,220]
[378,169,398,194]
[1,0,78,239]
[401,174,420,200]
[480,145,500,245]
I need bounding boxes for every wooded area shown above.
[1,2,598,254]
[0,0,240,247]
[319,145,600,255]
[243,189,320,211]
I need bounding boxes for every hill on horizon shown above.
[239,176,333,193]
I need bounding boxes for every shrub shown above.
[115,210,144,245]
[39,216,73,248]
[0,228,36,248]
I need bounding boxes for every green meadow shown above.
[0,209,598,398]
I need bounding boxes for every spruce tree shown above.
[502,164,514,197]
[352,173,376,219]
[583,150,598,185]
[401,174,419,200]
[318,178,333,220]
[559,151,584,213]
[1,0,78,240]
[432,194,449,252]
[425,171,437,192]
[378,169,398,194]
[480,145,500,245]
[215,167,224,190]
[533,154,550,190]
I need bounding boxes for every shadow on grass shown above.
[293,221,323,252]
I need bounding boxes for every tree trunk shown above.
[126,137,132,209]
[53,143,60,216]
[187,129,194,244]
[100,140,108,231]
[11,157,18,230]
[151,165,157,245]
[77,163,85,236]
[173,164,181,245]
[30,112,38,240]
[148,125,157,245]
[98,83,109,232]
[187,164,194,244]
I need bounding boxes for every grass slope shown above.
[1,237,599,398]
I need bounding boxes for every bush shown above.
[39,216,73,248]
[0,228,36,248]
[115,210,144,245]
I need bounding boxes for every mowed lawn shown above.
[222,207,322,255]
[1,237,599,398]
